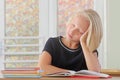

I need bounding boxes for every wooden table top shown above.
[0,76,120,80]
[1,69,120,80]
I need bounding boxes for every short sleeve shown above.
[42,38,54,56]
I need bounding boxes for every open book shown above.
[45,70,111,78]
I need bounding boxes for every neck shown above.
[62,37,79,49]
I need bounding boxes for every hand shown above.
[80,29,89,44]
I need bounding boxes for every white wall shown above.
[94,0,107,68]
[106,0,120,68]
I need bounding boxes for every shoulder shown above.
[48,36,59,40]
[45,36,62,47]
[43,36,60,55]
[47,36,60,43]
[43,36,62,57]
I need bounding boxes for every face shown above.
[66,15,90,42]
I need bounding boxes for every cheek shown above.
[66,25,70,31]
[66,28,69,35]
[66,26,72,34]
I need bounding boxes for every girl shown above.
[38,9,103,74]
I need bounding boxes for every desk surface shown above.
[0,76,120,80]
[1,69,120,80]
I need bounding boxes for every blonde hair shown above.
[85,9,103,52]
[66,9,103,52]
[66,9,89,26]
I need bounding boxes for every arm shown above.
[81,42,101,72]
[38,51,69,74]
[80,31,101,72]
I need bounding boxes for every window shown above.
[4,0,43,69]
[0,0,49,69]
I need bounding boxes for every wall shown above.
[107,0,120,68]
[94,0,107,68]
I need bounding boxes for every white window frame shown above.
[40,0,57,37]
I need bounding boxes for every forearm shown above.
[38,51,69,75]
[81,42,101,72]
[39,64,69,75]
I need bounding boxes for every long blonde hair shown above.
[85,9,103,52]
[66,9,103,52]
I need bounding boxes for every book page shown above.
[46,71,72,76]
[45,71,78,76]
[45,70,111,78]
[75,70,110,78]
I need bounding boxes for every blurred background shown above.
[0,0,120,70]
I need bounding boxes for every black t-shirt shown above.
[43,36,88,71]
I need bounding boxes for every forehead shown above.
[73,15,90,32]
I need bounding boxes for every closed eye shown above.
[79,28,84,35]
[79,31,84,35]
[72,24,75,27]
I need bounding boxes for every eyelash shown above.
[80,31,84,34]
[72,24,75,27]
